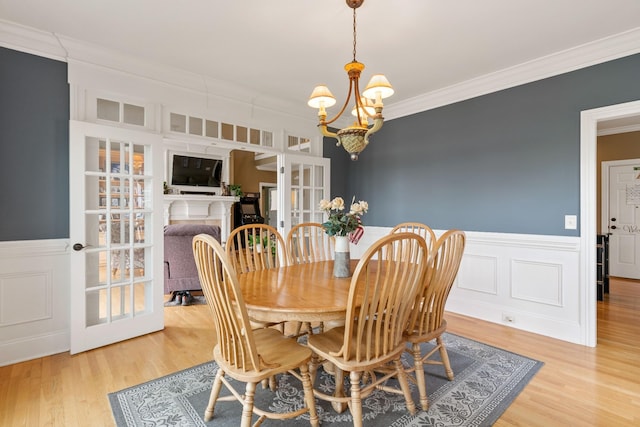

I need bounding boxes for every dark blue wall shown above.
[4,45,639,240]
[327,53,640,236]
[0,47,69,241]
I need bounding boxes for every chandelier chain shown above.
[352,6,357,62]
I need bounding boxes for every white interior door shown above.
[604,159,640,279]
[277,154,330,236]
[69,121,164,354]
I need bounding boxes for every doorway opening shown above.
[260,183,278,228]
[582,99,640,346]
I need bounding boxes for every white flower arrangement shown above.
[319,196,368,241]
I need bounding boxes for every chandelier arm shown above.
[364,115,384,145]
[318,123,338,139]
[353,80,365,126]
[352,80,378,122]
[321,78,356,126]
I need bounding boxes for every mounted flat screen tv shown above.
[169,153,223,194]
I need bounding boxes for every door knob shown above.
[73,243,86,251]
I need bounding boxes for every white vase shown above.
[333,235,351,278]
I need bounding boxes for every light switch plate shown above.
[565,215,577,230]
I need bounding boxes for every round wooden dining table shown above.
[237,260,358,325]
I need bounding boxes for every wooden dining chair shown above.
[192,234,319,427]
[404,229,466,411]
[226,223,289,389]
[285,222,335,336]
[286,222,334,264]
[390,221,437,252]
[307,233,430,425]
[226,223,288,273]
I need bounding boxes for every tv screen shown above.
[241,203,257,215]
[171,154,222,188]
[239,196,261,217]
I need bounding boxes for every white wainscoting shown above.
[0,239,70,367]
[0,227,585,366]
[351,227,583,345]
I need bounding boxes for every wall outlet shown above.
[502,313,515,323]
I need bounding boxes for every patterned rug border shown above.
[109,333,543,426]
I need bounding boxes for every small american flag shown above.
[349,218,364,244]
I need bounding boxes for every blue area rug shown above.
[109,333,542,426]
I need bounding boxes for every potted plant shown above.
[229,184,243,197]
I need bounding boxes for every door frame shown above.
[580,99,640,347]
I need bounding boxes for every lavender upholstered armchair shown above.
[164,224,221,299]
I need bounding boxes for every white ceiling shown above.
[2,0,640,126]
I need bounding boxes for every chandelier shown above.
[307,0,394,160]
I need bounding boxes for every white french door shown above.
[277,154,331,236]
[69,121,164,354]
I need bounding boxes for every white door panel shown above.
[69,121,164,354]
[617,235,636,264]
[605,161,640,279]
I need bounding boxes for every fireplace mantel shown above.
[163,195,238,240]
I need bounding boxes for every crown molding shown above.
[0,19,66,61]
[384,27,640,121]
[59,34,312,124]
[2,19,640,123]
[0,19,311,125]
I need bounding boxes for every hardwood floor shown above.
[1,280,639,427]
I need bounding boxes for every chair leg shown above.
[304,321,313,334]
[268,374,277,391]
[309,353,320,386]
[293,321,303,336]
[331,367,348,413]
[349,371,363,427]
[204,368,225,421]
[394,358,417,415]
[437,336,454,380]
[299,363,319,427]
[412,342,429,411]
[258,375,278,391]
[240,382,257,427]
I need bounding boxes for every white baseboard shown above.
[0,329,69,366]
